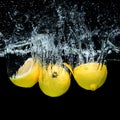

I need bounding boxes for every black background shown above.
[0,0,120,116]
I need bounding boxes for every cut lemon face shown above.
[38,63,71,97]
[10,57,41,88]
[73,62,107,91]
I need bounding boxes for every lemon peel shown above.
[38,63,71,97]
[73,62,107,91]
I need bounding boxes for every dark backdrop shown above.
[0,0,120,115]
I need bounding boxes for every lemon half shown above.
[38,64,71,97]
[73,62,108,91]
[10,57,40,88]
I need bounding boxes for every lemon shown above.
[38,63,71,97]
[63,62,73,75]
[10,57,40,88]
[73,62,107,91]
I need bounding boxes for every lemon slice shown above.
[63,62,73,75]
[73,62,107,91]
[38,64,71,97]
[10,57,40,88]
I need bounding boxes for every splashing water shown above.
[1,0,120,77]
[0,32,5,57]
[31,33,63,65]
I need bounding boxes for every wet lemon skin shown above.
[73,62,108,91]
[38,64,71,97]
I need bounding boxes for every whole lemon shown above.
[73,62,107,91]
[38,63,71,97]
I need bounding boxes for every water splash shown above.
[0,32,5,57]
[31,33,63,65]
[1,0,120,74]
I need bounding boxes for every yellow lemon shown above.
[63,62,73,75]
[73,62,107,91]
[38,63,71,97]
[10,57,40,88]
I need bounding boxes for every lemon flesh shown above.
[38,64,71,97]
[10,58,40,88]
[73,62,107,91]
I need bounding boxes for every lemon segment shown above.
[63,62,73,75]
[73,62,107,91]
[38,64,71,97]
[10,58,40,88]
